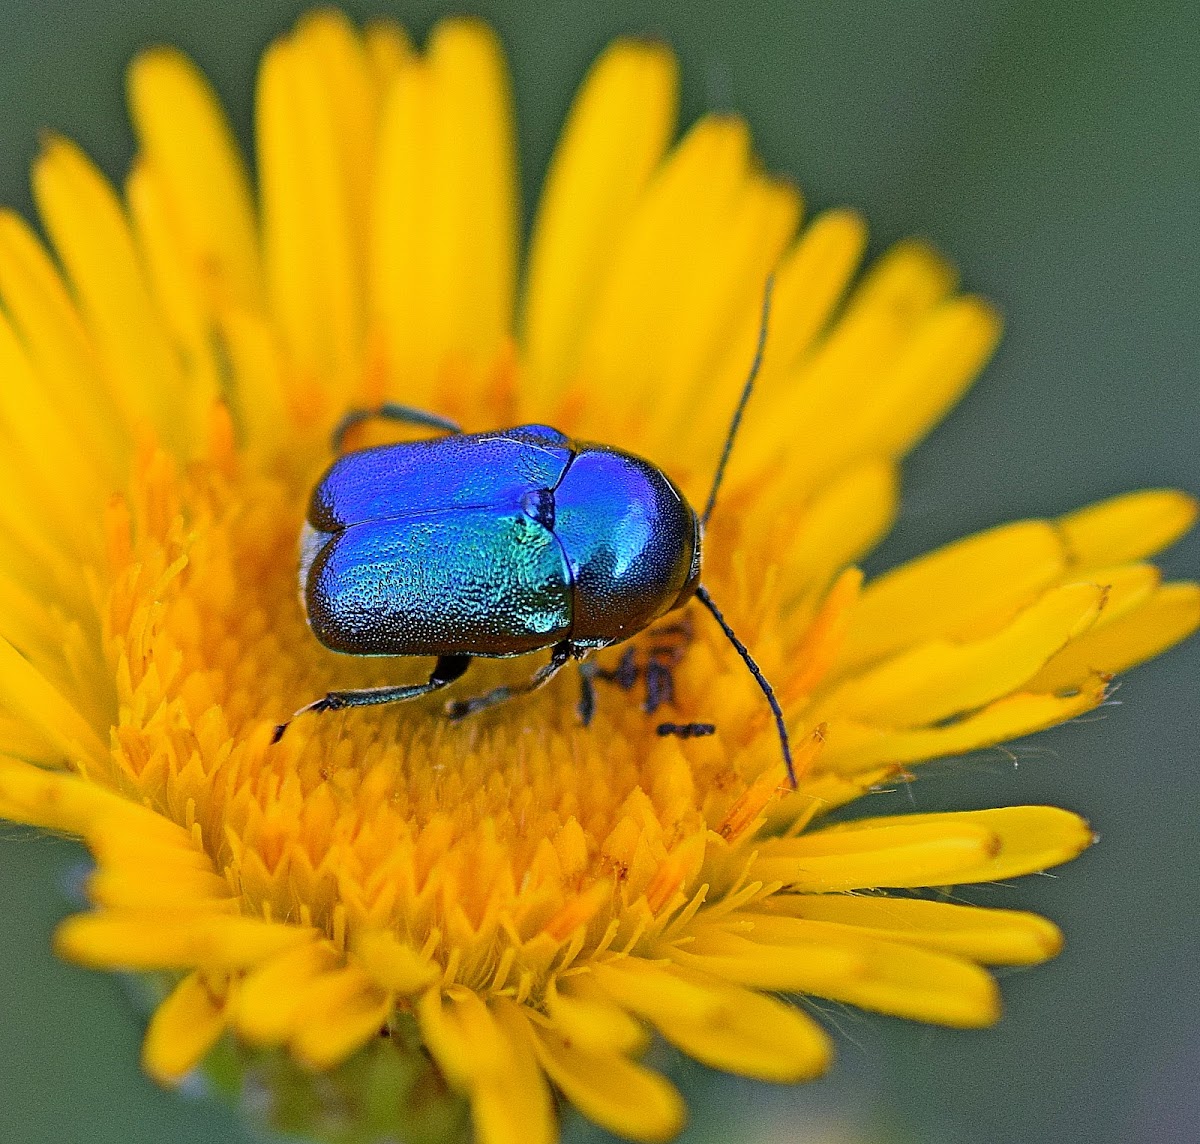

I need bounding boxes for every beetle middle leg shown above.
[331,403,463,453]
[578,616,696,727]
[445,641,573,721]
[577,618,722,741]
[272,654,472,742]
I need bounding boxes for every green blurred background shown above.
[0,1,1196,1141]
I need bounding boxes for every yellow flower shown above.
[0,9,1195,1144]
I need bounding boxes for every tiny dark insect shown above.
[275,281,795,784]
[655,723,716,739]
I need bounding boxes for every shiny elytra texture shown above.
[301,423,700,656]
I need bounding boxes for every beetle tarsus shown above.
[656,722,716,739]
[444,641,572,722]
[271,694,337,742]
[271,655,473,744]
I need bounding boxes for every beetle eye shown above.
[520,488,556,531]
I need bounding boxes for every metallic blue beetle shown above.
[275,285,795,782]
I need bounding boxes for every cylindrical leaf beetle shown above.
[276,283,795,783]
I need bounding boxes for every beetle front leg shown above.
[272,654,472,742]
[445,642,572,721]
[331,403,463,453]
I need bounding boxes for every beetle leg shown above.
[609,647,639,691]
[574,648,633,727]
[656,722,716,739]
[643,659,676,714]
[271,654,472,742]
[331,403,463,453]
[577,660,599,727]
[445,641,572,721]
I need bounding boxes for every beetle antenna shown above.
[701,275,775,526]
[694,584,795,786]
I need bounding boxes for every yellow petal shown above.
[546,975,648,1055]
[523,38,678,396]
[290,965,391,1071]
[87,867,234,911]
[713,724,830,845]
[0,210,127,475]
[0,571,63,672]
[646,173,801,446]
[591,959,831,1082]
[830,947,1000,1025]
[837,519,1068,673]
[717,913,1000,1027]
[55,910,314,970]
[124,161,220,429]
[126,47,261,310]
[763,207,869,375]
[292,10,379,242]
[531,1019,685,1143]
[752,819,996,891]
[0,641,109,768]
[417,989,507,1085]
[753,805,1093,889]
[217,307,291,459]
[420,993,554,1144]
[363,18,414,90]
[0,757,134,833]
[32,136,193,455]
[768,460,898,611]
[771,896,1063,965]
[476,1018,556,1144]
[0,315,101,546]
[1028,581,1200,692]
[722,208,870,492]
[235,940,340,1044]
[256,33,361,380]
[846,295,1001,461]
[142,971,230,1084]
[784,571,864,704]
[821,583,1104,727]
[763,769,897,837]
[667,925,863,992]
[0,712,49,760]
[1060,489,1198,569]
[745,241,958,490]
[87,827,219,874]
[353,929,439,992]
[574,115,752,409]
[1068,561,1160,621]
[371,18,516,402]
[839,238,958,331]
[0,488,90,617]
[821,678,1107,774]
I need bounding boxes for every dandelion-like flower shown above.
[0,11,1196,1144]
